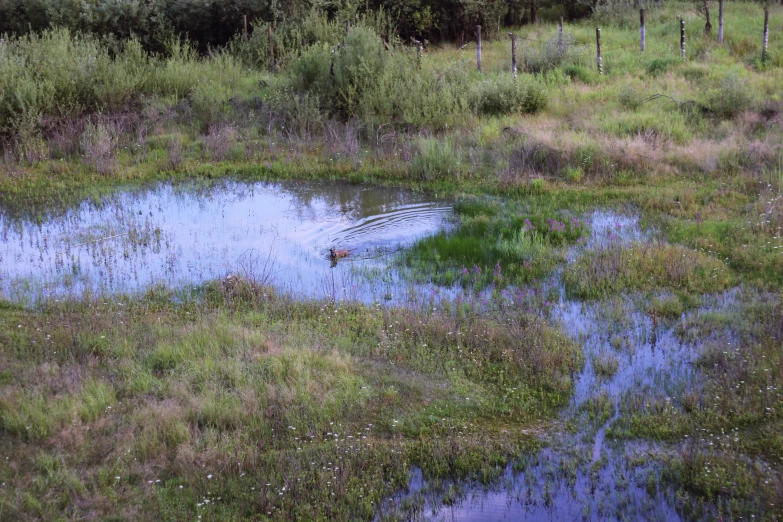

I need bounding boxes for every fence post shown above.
[243,15,248,41]
[268,25,275,71]
[763,6,770,62]
[413,39,423,70]
[680,19,686,61]
[596,27,603,74]
[476,25,482,72]
[640,9,646,51]
[559,17,565,55]
[346,20,351,35]
[508,32,518,77]
[718,0,724,43]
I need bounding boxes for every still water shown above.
[0,179,452,303]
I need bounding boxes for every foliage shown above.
[470,74,548,116]
[705,73,753,119]
[563,242,733,299]
[0,28,254,134]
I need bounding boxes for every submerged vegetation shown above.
[1,0,783,520]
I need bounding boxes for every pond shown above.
[0,179,453,304]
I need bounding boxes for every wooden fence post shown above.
[763,5,770,62]
[346,20,351,35]
[718,0,724,43]
[680,19,686,61]
[596,27,603,74]
[268,25,275,71]
[243,15,248,41]
[476,25,482,72]
[508,32,518,77]
[640,8,646,51]
[559,17,565,55]
[413,39,423,70]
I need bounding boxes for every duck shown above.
[329,247,351,260]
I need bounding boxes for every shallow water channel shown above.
[0,179,452,303]
[379,213,707,521]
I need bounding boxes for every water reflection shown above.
[0,179,452,303]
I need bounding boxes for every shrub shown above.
[0,29,254,135]
[287,27,388,118]
[361,58,471,128]
[561,64,596,84]
[646,58,679,77]
[409,138,463,180]
[706,74,753,119]
[80,124,117,175]
[471,75,548,116]
[525,34,588,73]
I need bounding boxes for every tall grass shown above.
[0,29,256,135]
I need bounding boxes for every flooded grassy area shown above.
[2,2,783,519]
[2,183,782,520]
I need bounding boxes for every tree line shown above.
[0,0,596,52]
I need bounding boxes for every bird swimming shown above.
[329,247,351,259]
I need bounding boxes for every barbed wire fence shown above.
[440,5,775,76]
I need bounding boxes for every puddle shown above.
[0,179,452,303]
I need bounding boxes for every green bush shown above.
[561,64,596,84]
[409,138,463,180]
[646,58,679,77]
[471,75,548,116]
[0,29,255,134]
[361,60,471,128]
[287,26,474,128]
[706,73,753,119]
[287,27,388,118]
[525,34,588,74]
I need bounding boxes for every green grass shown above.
[563,242,733,299]
[402,196,587,289]
[1,2,783,519]
[0,280,580,520]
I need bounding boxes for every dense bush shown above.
[524,33,588,73]
[0,29,254,134]
[0,0,310,52]
[285,26,546,125]
[286,27,389,118]
[706,73,754,119]
[0,0,594,49]
[470,74,548,116]
[229,9,397,71]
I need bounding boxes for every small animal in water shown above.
[329,247,351,260]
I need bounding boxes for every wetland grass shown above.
[2,1,783,519]
[0,280,580,520]
[608,288,783,518]
[563,242,733,299]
